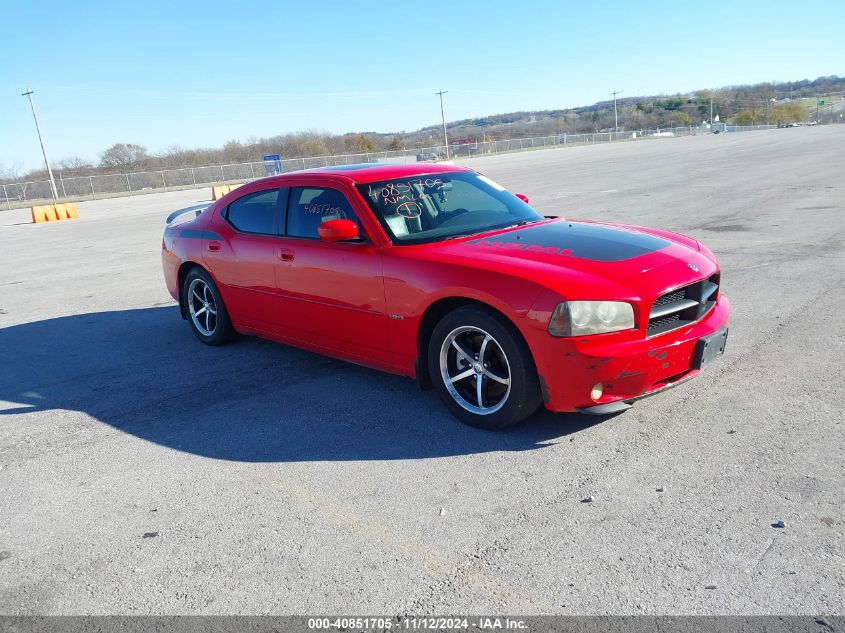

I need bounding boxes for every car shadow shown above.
[1,307,613,462]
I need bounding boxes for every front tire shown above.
[428,306,541,430]
[183,268,235,346]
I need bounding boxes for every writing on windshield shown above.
[359,172,541,244]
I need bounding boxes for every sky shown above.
[2,0,843,172]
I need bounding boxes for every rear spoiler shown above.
[165,203,212,226]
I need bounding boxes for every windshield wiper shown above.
[443,231,481,241]
[442,219,542,241]
[512,219,543,227]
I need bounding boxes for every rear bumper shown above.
[532,295,730,412]
[162,248,181,303]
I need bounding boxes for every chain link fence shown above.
[1,124,779,210]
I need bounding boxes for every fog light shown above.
[590,382,603,401]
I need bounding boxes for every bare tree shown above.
[0,161,22,182]
[344,134,377,153]
[99,143,148,173]
[58,156,93,173]
[223,140,250,163]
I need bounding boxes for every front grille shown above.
[651,289,685,309]
[649,313,682,332]
[647,274,720,336]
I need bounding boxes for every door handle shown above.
[207,241,221,252]
[278,248,295,262]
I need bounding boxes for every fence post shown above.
[220,165,224,182]
[89,176,96,199]
[161,170,167,191]
[191,168,196,186]
[125,173,132,196]
[59,173,67,199]
[249,163,255,179]
[2,184,10,211]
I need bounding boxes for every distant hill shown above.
[5,75,843,183]
[420,75,845,141]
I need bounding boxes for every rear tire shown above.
[427,306,541,430]
[183,268,235,346]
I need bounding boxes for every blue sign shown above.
[263,154,282,176]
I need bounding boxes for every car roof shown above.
[274,162,473,184]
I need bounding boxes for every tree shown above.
[345,134,378,153]
[770,101,808,125]
[223,140,250,163]
[388,137,403,151]
[0,161,22,182]
[58,156,93,173]
[99,143,148,173]
[734,107,761,125]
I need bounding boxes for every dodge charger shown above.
[162,163,729,429]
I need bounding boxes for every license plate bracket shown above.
[692,327,728,369]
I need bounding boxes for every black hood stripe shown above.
[469,221,669,262]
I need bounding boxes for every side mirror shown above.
[515,193,530,204]
[318,218,359,242]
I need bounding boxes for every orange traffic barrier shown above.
[211,183,243,201]
[31,205,51,223]
[31,203,80,224]
[32,205,57,223]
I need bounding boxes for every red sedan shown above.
[162,163,729,429]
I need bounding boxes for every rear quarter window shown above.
[225,189,284,234]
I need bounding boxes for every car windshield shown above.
[357,171,543,244]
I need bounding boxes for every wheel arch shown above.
[177,260,205,320]
[415,296,537,390]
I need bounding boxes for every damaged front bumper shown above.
[533,295,731,413]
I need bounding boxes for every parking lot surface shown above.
[1,127,843,614]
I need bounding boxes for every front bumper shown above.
[532,295,731,412]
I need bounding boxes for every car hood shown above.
[421,218,717,299]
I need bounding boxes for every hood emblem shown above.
[688,263,699,272]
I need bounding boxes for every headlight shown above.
[549,301,635,336]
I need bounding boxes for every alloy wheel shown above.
[187,278,218,337]
[439,326,512,415]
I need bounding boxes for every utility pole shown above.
[436,90,450,160]
[610,90,622,133]
[22,88,59,201]
[710,98,713,124]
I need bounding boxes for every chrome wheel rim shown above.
[187,278,218,337]
[439,326,511,415]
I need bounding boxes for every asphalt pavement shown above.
[0,126,843,614]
